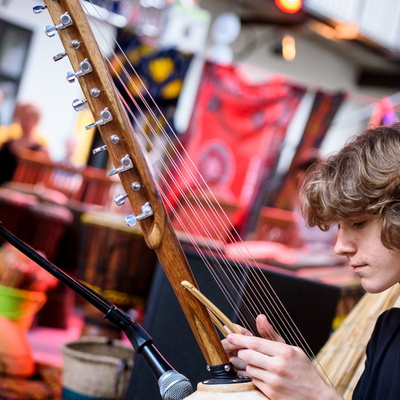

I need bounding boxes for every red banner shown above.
[166,62,306,234]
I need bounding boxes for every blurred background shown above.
[0,1,399,399]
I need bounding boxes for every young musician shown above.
[223,122,400,399]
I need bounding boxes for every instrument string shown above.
[108,55,301,348]
[111,56,324,374]
[112,77,251,327]
[104,48,298,343]
[95,13,314,362]
[88,0,315,354]
[103,51,270,333]
[83,0,331,383]
[110,60,321,369]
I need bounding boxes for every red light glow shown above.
[275,0,303,14]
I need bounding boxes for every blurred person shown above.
[0,103,48,185]
[223,122,400,399]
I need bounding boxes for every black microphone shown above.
[122,316,193,400]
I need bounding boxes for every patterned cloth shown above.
[165,61,306,235]
[109,30,193,174]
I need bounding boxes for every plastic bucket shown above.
[0,284,47,331]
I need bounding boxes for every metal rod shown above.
[0,222,112,313]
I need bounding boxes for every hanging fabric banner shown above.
[272,90,347,211]
[166,61,306,237]
[108,31,194,171]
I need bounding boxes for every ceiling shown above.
[237,0,400,88]
[90,0,400,89]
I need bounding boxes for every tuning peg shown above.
[90,88,101,98]
[131,182,141,191]
[92,145,108,155]
[53,51,67,62]
[33,4,46,13]
[53,39,81,62]
[110,135,120,144]
[106,155,133,177]
[125,203,153,227]
[92,136,117,155]
[86,108,112,130]
[45,12,72,37]
[114,193,128,206]
[71,40,81,49]
[66,59,92,83]
[72,98,88,111]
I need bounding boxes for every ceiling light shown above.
[282,35,296,61]
[274,0,303,14]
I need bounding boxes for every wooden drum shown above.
[79,209,158,338]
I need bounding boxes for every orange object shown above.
[0,316,35,377]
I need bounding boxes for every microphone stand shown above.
[0,222,191,398]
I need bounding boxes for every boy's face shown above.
[334,214,400,293]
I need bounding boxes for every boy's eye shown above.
[353,221,366,227]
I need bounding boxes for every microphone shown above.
[158,370,194,400]
[124,319,193,400]
[140,343,193,400]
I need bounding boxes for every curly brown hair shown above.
[300,122,400,250]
